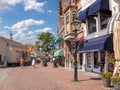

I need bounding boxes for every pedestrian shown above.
[42,59,47,67]
[53,58,58,68]
[20,58,24,69]
[50,59,53,64]
[31,58,36,68]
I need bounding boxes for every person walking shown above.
[20,58,24,69]
[32,58,36,68]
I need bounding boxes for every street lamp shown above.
[71,19,81,81]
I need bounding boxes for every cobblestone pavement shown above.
[0,68,12,85]
[0,63,113,90]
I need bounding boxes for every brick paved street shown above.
[0,63,112,90]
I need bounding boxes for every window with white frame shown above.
[66,23,70,34]
[100,11,111,30]
[88,17,97,34]
[87,52,92,68]
[72,10,77,21]
[66,15,69,24]
[65,12,69,34]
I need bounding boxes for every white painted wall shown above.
[81,0,96,10]
[110,0,120,15]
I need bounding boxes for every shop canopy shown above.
[78,8,88,21]
[78,35,113,53]
[55,36,63,44]
[78,0,109,21]
[88,0,109,16]
[54,49,64,58]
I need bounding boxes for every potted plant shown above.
[111,73,120,90]
[101,72,113,87]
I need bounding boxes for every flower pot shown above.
[103,79,111,87]
[113,83,120,90]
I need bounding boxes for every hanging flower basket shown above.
[71,37,88,48]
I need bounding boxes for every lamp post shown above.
[71,19,81,81]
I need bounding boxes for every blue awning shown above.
[78,8,88,21]
[88,0,109,16]
[78,35,113,53]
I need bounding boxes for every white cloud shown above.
[11,19,45,31]
[23,0,47,13]
[0,0,47,13]
[10,19,45,44]
[35,27,53,33]
[0,31,5,36]
[3,26,11,29]
[0,0,22,10]
[23,31,34,38]
[13,30,35,44]
[0,30,8,37]
[48,10,52,13]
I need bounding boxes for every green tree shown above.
[35,41,40,50]
[36,32,55,52]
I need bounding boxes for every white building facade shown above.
[77,0,119,73]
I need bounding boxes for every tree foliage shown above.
[36,32,55,52]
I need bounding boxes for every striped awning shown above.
[88,0,109,16]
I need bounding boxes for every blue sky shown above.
[0,0,58,44]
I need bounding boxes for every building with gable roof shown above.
[0,36,30,67]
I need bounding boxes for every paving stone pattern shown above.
[0,63,112,90]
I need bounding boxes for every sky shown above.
[0,0,58,44]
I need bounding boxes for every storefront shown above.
[77,0,113,73]
[78,35,113,73]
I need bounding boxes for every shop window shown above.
[87,52,92,68]
[100,11,111,30]
[94,52,98,68]
[101,51,105,68]
[88,17,96,34]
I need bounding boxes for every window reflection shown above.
[88,17,96,34]
[100,11,111,30]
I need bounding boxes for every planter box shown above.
[103,79,111,87]
[113,83,120,90]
